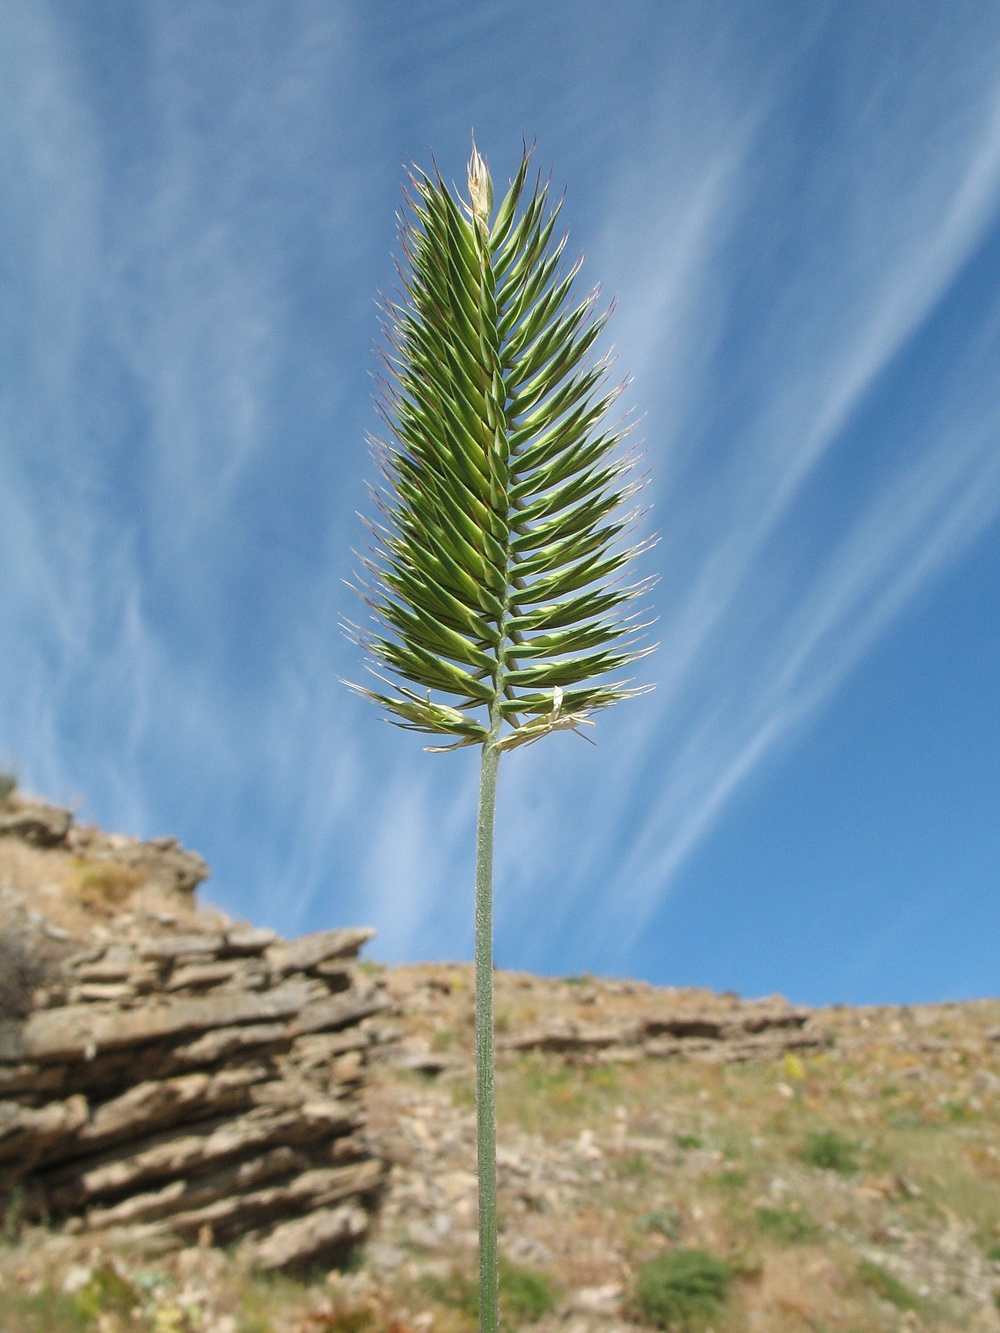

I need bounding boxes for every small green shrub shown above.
[857,1259,920,1309]
[632,1249,730,1330]
[985,1241,1000,1262]
[799,1129,860,1174]
[0,773,17,803]
[674,1133,703,1150]
[754,1205,820,1244]
[499,1262,555,1320]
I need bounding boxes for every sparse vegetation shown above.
[754,1204,820,1243]
[0,1284,91,1333]
[0,773,17,804]
[496,1262,555,1321]
[422,1260,555,1326]
[857,1258,922,1310]
[2,960,1000,1332]
[631,1249,730,1330]
[65,857,144,911]
[72,1261,142,1325]
[637,1207,683,1240]
[799,1128,861,1174]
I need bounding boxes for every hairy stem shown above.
[475,726,501,1333]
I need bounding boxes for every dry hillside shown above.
[1,785,999,1332]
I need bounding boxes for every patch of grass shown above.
[857,1259,921,1310]
[636,1207,682,1240]
[499,1262,556,1321]
[0,773,17,804]
[66,858,144,911]
[72,1261,141,1325]
[885,1109,930,1130]
[942,1098,977,1123]
[499,1053,622,1135]
[237,1318,272,1333]
[522,1058,575,1096]
[617,1151,649,1177]
[582,1063,620,1093]
[985,1241,1000,1262]
[708,1167,749,1188]
[423,1260,555,1326]
[562,974,593,986]
[753,1205,820,1244]
[799,1129,861,1174]
[631,1249,730,1330]
[674,1133,703,1150]
[356,960,386,977]
[422,1270,478,1319]
[0,1285,92,1333]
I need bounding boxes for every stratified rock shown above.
[0,1095,88,1161]
[266,928,376,977]
[166,960,247,991]
[240,1203,371,1270]
[294,989,389,1036]
[46,1098,362,1208]
[84,1146,312,1229]
[4,980,314,1064]
[225,925,278,955]
[0,798,391,1270]
[137,934,225,961]
[76,1067,265,1150]
[168,1023,291,1067]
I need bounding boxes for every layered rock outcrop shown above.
[0,790,392,1270]
[0,919,392,1268]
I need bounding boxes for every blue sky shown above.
[3,1,1000,1006]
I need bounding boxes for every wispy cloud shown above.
[562,55,1000,957]
[3,2,1000,998]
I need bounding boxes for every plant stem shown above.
[475,732,501,1333]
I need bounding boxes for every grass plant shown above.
[753,1205,820,1244]
[856,1259,922,1310]
[346,138,652,1333]
[0,1285,92,1333]
[631,1248,731,1330]
[799,1129,862,1174]
[4,991,1000,1331]
[422,1259,555,1327]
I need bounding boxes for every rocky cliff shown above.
[0,787,392,1270]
